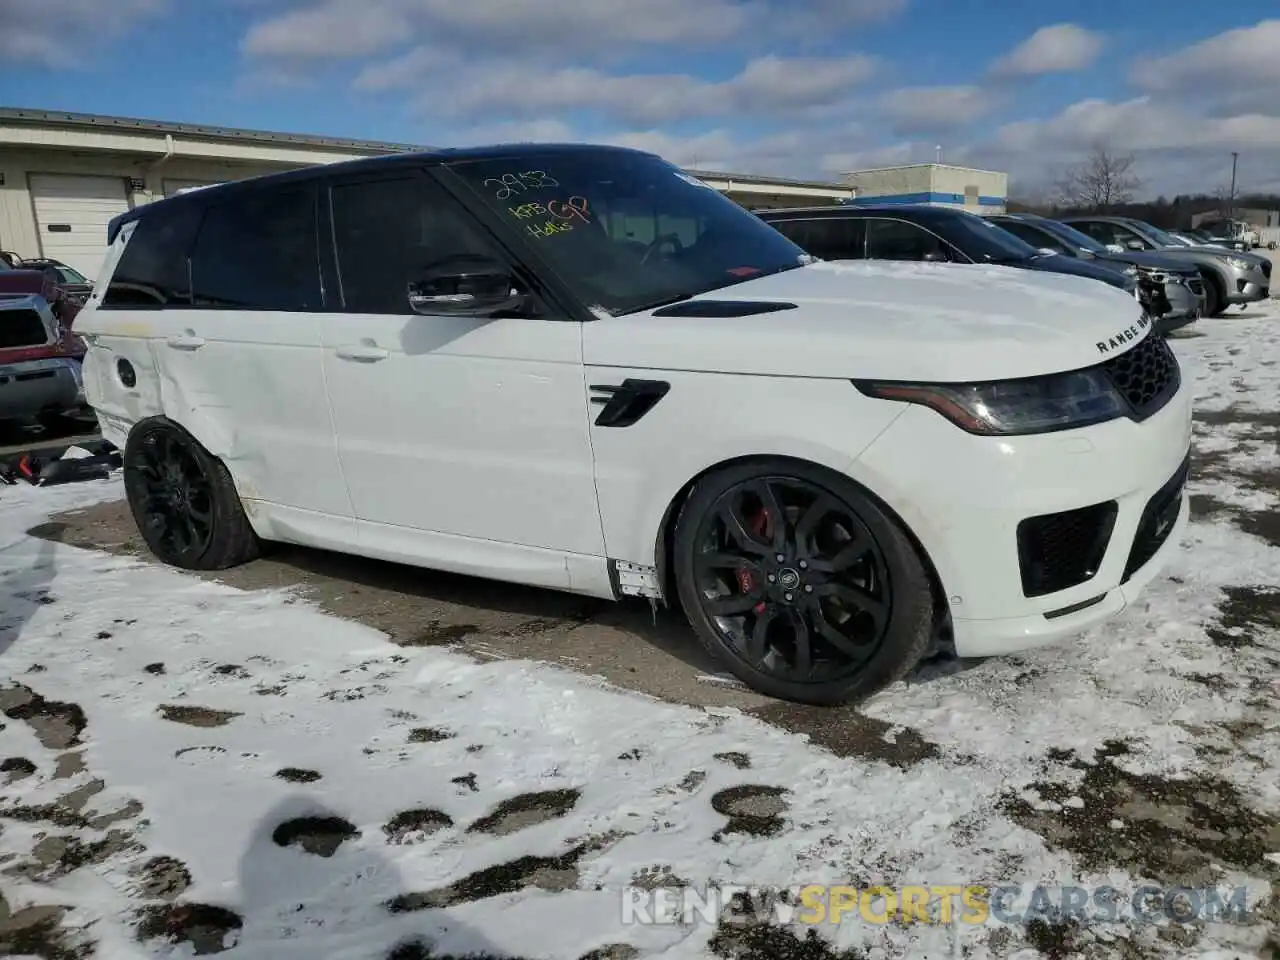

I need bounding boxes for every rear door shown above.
[88,186,350,522]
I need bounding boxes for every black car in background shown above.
[986,213,1204,333]
[756,204,1141,301]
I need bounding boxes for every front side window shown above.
[329,175,503,316]
[865,219,952,261]
[102,203,203,308]
[447,151,810,315]
[189,188,321,311]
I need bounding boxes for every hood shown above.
[1018,253,1130,288]
[583,261,1151,383]
[1096,250,1199,275]
[1145,245,1264,266]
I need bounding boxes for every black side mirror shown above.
[407,254,524,317]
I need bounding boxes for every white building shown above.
[841,163,1007,215]
[0,107,853,278]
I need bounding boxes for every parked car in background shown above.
[73,143,1190,706]
[14,257,94,302]
[1181,228,1249,253]
[756,205,1142,299]
[0,280,88,429]
[1197,219,1257,249]
[987,213,1204,333]
[1061,215,1271,317]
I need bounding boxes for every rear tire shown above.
[672,459,935,706]
[123,418,260,570]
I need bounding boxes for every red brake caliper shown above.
[737,508,770,615]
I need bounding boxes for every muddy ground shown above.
[4,367,1280,958]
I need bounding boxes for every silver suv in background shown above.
[988,213,1204,334]
[1062,215,1270,317]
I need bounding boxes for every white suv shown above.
[74,145,1191,705]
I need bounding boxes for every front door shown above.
[315,169,606,574]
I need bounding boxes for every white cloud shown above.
[1130,20,1280,99]
[246,0,750,60]
[0,0,165,66]
[358,52,877,126]
[879,85,998,136]
[988,23,1104,78]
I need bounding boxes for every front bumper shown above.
[1225,264,1270,304]
[0,357,83,420]
[850,378,1192,658]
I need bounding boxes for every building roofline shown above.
[0,106,429,155]
[842,162,1005,177]
[0,106,849,192]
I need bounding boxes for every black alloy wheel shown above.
[673,460,934,705]
[123,419,259,570]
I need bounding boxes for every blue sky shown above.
[4,1,1279,197]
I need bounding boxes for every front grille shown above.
[0,308,51,349]
[1017,501,1119,598]
[1099,333,1180,420]
[1121,455,1189,583]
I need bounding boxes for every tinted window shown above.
[190,188,320,310]
[449,151,809,315]
[865,219,952,261]
[997,220,1070,254]
[102,203,202,308]
[770,217,864,260]
[330,175,501,315]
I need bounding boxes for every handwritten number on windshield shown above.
[483,170,560,199]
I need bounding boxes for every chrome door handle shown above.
[334,345,389,362]
[165,335,205,350]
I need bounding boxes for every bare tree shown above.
[1053,143,1142,211]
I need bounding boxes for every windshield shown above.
[447,150,810,315]
[1030,218,1108,253]
[55,265,89,283]
[940,211,1042,262]
[1124,220,1179,247]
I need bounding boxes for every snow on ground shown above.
[2,303,1280,960]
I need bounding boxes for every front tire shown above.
[1199,270,1225,318]
[672,459,934,706]
[123,419,260,570]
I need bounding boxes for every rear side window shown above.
[190,188,321,310]
[771,217,864,260]
[329,175,498,315]
[865,219,952,261]
[102,203,202,308]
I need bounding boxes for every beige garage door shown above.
[29,173,131,281]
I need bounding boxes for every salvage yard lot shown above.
[2,301,1280,959]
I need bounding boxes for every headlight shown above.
[1226,257,1252,271]
[1138,267,1171,284]
[854,368,1128,436]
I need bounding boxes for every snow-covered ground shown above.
[2,302,1280,960]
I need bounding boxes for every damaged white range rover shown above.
[74,144,1191,705]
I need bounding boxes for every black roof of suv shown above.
[757,204,1136,292]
